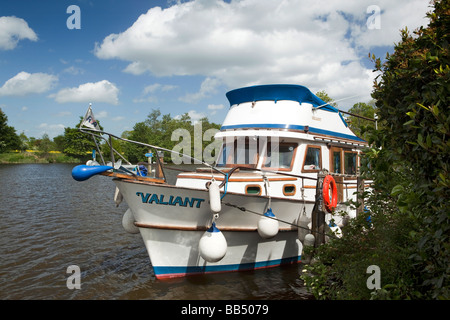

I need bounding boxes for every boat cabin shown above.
[176,84,367,206]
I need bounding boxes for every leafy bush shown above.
[301,0,449,299]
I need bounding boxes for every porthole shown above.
[245,185,261,195]
[283,184,296,196]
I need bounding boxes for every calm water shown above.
[0,163,312,300]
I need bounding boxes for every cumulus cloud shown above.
[179,77,221,103]
[94,0,430,105]
[0,71,58,96]
[0,16,38,50]
[208,103,225,115]
[175,109,206,123]
[50,80,119,105]
[133,83,177,103]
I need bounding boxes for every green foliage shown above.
[61,117,103,160]
[315,90,338,107]
[347,102,378,140]
[123,109,221,163]
[0,108,22,152]
[302,0,449,299]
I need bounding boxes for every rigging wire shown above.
[222,202,340,240]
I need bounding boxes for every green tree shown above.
[123,109,221,164]
[347,102,377,140]
[37,133,56,154]
[0,109,21,152]
[302,0,449,299]
[368,0,449,298]
[61,117,103,160]
[315,90,338,107]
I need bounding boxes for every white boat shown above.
[72,84,368,279]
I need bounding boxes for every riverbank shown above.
[0,151,80,164]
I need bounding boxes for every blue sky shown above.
[0,0,431,139]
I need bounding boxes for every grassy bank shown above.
[0,152,81,164]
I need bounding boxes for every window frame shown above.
[344,150,358,177]
[261,141,298,172]
[301,144,322,173]
[216,137,259,169]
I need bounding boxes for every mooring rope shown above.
[222,202,340,240]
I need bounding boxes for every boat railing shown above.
[78,126,227,183]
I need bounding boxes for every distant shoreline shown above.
[0,151,81,164]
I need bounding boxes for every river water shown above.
[0,163,312,301]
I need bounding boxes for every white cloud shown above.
[0,71,58,96]
[37,123,65,137]
[187,110,206,123]
[94,0,430,106]
[208,103,225,115]
[50,80,119,105]
[63,66,85,75]
[133,83,177,103]
[0,16,38,50]
[175,109,206,123]
[179,77,221,103]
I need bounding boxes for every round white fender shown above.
[199,222,227,263]
[297,211,310,243]
[257,208,279,239]
[122,209,139,234]
[304,233,315,247]
[114,187,123,207]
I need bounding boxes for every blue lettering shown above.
[159,194,169,205]
[194,198,205,208]
[184,197,195,208]
[148,193,159,204]
[172,196,184,206]
[136,192,205,208]
[136,192,151,203]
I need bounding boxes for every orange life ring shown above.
[323,175,338,213]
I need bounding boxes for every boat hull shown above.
[114,179,312,279]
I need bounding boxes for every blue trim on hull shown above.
[153,256,301,279]
[220,123,366,143]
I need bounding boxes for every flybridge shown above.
[220,84,366,143]
[225,84,338,112]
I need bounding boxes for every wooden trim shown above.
[177,174,297,182]
[100,171,166,184]
[134,222,297,232]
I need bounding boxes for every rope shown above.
[222,202,339,240]
[220,173,229,200]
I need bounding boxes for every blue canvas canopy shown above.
[225,84,338,113]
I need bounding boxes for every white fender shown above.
[122,209,139,234]
[257,208,279,239]
[199,223,227,263]
[208,181,221,213]
[114,187,123,207]
[297,211,310,242]
[304,233,315,247]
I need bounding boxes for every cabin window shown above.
[216,137,259,168]
[262,142,297,171]
[332,151,342,174]
[302,145,321,172]
[344,152,357,175]
[283,184,296,196]
[245,185,261,195]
